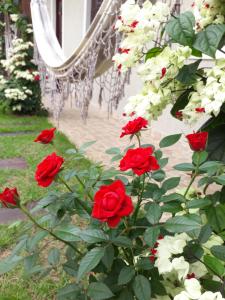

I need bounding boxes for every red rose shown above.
[120,117,148,138]
[34,128,56,144]
[119,147,159,176]
[35,152,64,187]
[186,132,208,152]
[0,188,19,208]
[92,180,133,228]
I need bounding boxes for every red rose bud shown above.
[34,128,56,144]
[34,74,40,81]
[205,3,210,8]
[120,117,148,138]
[119,147,160,176]
[195,107,205,113]
[35,152,64,187]
[92,180,133,228]
[187,273,196,279]
[158,234,164,240]
[160,67,167,79]
[154,242,159,248]
[149,255,156,263]
[0,188,19,208]
[186,132,208,152]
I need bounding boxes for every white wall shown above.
[62,1,85,58]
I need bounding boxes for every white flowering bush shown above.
[0,2,44,115]
[113,0,225,164]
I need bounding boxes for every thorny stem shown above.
[184,152,201,199]
[20,205,82,255]
[135,133,141,147]
[132,174,146,224]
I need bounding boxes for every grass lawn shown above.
[0,112,91,299]
[0,112,91,203]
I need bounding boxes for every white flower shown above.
[171,257,189,280]
[184,278,202,299]
[199,292,225,300]
[10,14,19,22]
[174,291,191,300]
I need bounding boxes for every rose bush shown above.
[0,119,225,299]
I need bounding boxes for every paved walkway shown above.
[48,103,193,187]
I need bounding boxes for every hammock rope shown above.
[30,0,179,120]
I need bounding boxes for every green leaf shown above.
[136,257,154,270]
[56,284,80,300]
[144,227,160,248]
[0,256,23,275]
[80,141,96,151]
[176,60,201,85]
[204,255,225,277]
[145,47,164,61]
[211,246,225,262]
[215,175,225,185]
[159,134,182,148]
[48,248,60,266]
[166,11,195,46]
[171,90,192,118]
[77,247,105,281]
[112,236,132,248]
[102,245,114,270]
[205,204,225,233]
[198,224,212,244]
[160,193,185,203]
[152,170,166,182]
[132,275,151,300]
[165,215,201,233]
[158,158,169,169]
[162,177,180,191]
[193,24,225,57]
[54,225,81,242]
[118,288,134,300]
[186,198,212,209]
[87,282,114,300]
[118,266,135,285]
[79,229,109,243]
[146,203,162,224]
[105,147,121,155]
[192,151,208,165]
[174,163,194,172]
[26,231,48,252]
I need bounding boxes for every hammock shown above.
[30,0,179,120]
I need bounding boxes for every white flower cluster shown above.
[113,0,170,72]
[1,38,33,73]
[194,0,225,29]
[4,87,32,101]
[10,14,19,23]
[183,59,225,123]
[14,70,38,81]
[154,233,224,299]
[155,233,191,278]
[124,46,192,119]
[0,75,7,88]
[174,279,225,300]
